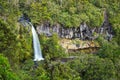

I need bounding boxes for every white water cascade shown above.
[29,22,44,61]
[18,14,44,61]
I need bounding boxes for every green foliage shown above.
[0,18,32,65]
[0,54,19,80]
[48,62,81,80]
[96,35,120,80]
[114,58,120,79]
[40,34,66,60]
[0,19,16,53]
[0,0,120,80]
[68,54,116,80]
[96,36,120,60]
[33,64,50,80]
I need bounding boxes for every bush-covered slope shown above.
[0,0,120,80]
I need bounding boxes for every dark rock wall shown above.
[36,21,114,41]
[36,11,114,41]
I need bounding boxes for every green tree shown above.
[68,54,116,80]
[0,54,20,80]
[40,34,66,60]
[49,62,81,80]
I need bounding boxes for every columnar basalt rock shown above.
[36,10,114,41]
[36,21,113,41]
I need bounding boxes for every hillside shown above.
[0,0,120,80]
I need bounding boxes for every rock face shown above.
[36,10,114,42]
[35,10,114,52]
[59,39,99,52]
[37,22,97,40]
[36,21,114,42]
[99,10,114,41]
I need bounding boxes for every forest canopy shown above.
[0,0,120,80]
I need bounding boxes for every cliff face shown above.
[36,19,114,42]
[59,39,99,52]
[35,10,113,51]
[36,22,96,40]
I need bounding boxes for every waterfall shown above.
[29,22,44,61]
[18,18,44,61]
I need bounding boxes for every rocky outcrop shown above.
[36,10,114,41]
[59,39,99,52]
[99,10,114,41]
[36,21,114,42]
[36,22,98,40]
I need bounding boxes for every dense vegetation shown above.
[0,0,120,80]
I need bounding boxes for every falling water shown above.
[29,22,44,61]
[18,16,44,61]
